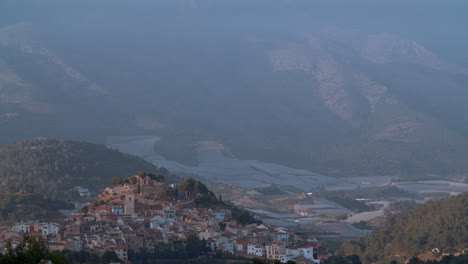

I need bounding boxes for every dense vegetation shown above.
[337,192,468,263]
[0,139,170,201]
[384,200,420,217]
[0,235,123,264]
[406,254,468,264]
[0,139,175,221]
[324,253,468,264]
[0,190,71,221]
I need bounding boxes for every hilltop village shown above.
[0,173,328,263]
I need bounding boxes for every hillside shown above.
[1,2,468,178]
[89,175,257,226]
[336,192,468,263]
[0,139,174,202]
[0,190,70,222]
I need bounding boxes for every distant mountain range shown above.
[1,1,468,178]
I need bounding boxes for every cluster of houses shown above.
[0,175,328,263]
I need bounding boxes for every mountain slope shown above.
[337,192,468,263]
[0,139,171,201]
[1,2,468,178]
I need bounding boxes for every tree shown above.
[101,250,120,263]
[79,205,89,214]
[62,250,100,264]
[186,234,203,258]
[130,176,138,184]
[158,167,168,176]
[237,209,254,225]
[194,181,208,195]
[0,235,67,264]
[408,257,424,264]
[219,222,226,230]
[109,176,122,186]
[45,251,69,264]
[179,178,196,199]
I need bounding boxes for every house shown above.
[48,242,66,252]
[285,245,300,257]
[37,223,60,236]
[150,216,165,229]
[12,224,32,234]
[234,239,249,253]
[111,206,124,215]
[164,209,176,220]
[4,236,23,250]
[95,205,113,220]
[247,244,265,257]
[316,247,329,261]
[209,209,225,222]
[65,236,83,251]
[225,224,242,235]
[198,230,220,240]
[275,229,290,243]
[123,231,145,252]
[220,241,234,254]
[266,243,285,260]
[298,246,315,260]
[110,244,128,261]
[64,224,81,235]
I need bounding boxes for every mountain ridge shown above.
[1,10,468,178]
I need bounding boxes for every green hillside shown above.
[0,139,172,201]
[337,192,468,263]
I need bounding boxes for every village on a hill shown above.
[0,173,328,263]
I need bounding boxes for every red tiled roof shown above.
[97,206,112,211]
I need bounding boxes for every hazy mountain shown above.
[1,1,468,178]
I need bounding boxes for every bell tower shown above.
[124,193,135,215]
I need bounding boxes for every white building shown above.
[247,244,265,257]
[221,242,234,254]
[38,223,60,235]
[12,224,31,233]
[280,254,295,263]
[299,246,315,260]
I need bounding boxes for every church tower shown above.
[124,194,135,215]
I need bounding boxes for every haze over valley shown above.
[1,2,468,263]
[2,1,468,180]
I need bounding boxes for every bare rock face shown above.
[360,33,440,66]
[264,30,467,149]
[268,44,311,73]
[353,74,389,113]
[314,52,358,126]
